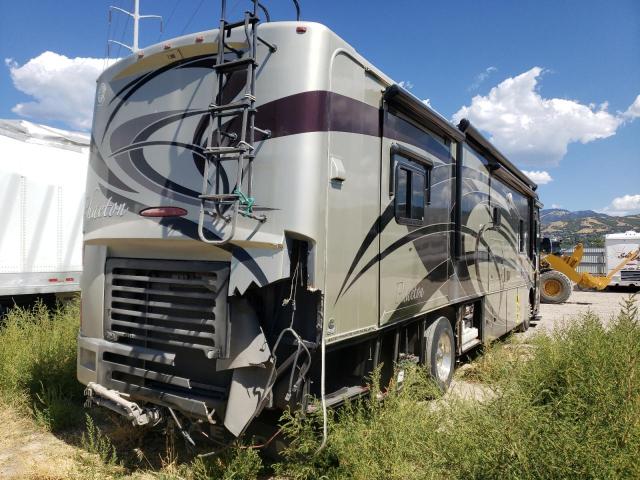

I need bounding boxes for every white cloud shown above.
[522,170,552,185]
[468,66,497,91]
[624,94,640,119]
[453,67,639,166]
[551,204,562,209]
[6,52,117,131]
[601,194,640,216]
[398,80,414,90]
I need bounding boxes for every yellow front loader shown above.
[540,243,640,304]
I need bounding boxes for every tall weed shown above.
[0,299,83,430]
[276,297,640,480]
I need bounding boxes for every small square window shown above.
[411,171,425,219]
[395,161,426,225]
[396,167,409,218]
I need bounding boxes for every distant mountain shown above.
[541,209,640,247]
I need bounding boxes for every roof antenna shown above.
[108,0,163,54]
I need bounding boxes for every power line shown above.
[158,0,183,41]
[112,0,132,57]
[180,0,206,35]
[116,15,131,57]
[103,4,113,71]
[227,0,244,19]
[107,0,122,58]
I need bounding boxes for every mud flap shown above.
[218,299,273,436]
[224,365,272,437]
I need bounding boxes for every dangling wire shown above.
[316,337,328,454]
[292,0,301,20]
[257,2,270,22]
[283,258,300,328]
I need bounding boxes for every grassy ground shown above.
[0,297,638,479]
[0,299,83,431]
[0,299,264,479]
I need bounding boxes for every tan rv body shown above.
[78,21,539,436]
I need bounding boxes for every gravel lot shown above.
[452,286,639,400]
[532,286,639,334]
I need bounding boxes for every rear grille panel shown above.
[103,258,230,402]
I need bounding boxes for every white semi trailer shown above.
[605,231,640,287]
[0,119,89,310]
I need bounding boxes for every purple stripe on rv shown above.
[255,90,451,162]
[256,90,379,139]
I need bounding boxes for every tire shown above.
[424,317,455,391]
[517,290,535,332]
[540,270,572,304]
[517,314,530,333]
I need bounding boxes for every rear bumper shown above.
[78,257,276,436]
[77,335,223,423]
[0,271,81,296]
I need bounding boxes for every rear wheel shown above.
[540,270,572,304]
[517,313,530,332]
[424,317,455,391]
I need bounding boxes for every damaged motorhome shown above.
[78,1,540,440]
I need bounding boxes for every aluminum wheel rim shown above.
[436,331,452,380]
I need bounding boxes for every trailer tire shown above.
[540,270,572,304]
[424,317,455,391]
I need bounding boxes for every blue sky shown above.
[1,0,639,214]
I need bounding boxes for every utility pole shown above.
[108,0,162,53]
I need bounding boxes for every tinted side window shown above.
[396,167,409,218]
[411,171,425,219]
[394,160,426,225]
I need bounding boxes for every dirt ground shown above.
[1,286,636,479]
[0,406,79,479]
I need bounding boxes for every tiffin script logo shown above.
[85,191,128,220]
[96,83,107,105]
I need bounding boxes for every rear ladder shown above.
[197,0,277,245]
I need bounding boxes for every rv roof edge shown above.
[457,119,537,190]
[383,84,465,143]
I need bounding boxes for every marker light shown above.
[296,26,307,34]
[140,207,188,218]
[195,35,204,43]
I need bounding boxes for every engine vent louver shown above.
[103,258,230,402]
